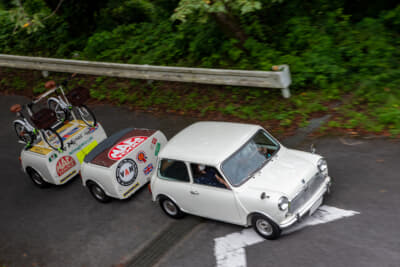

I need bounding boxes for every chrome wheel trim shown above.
[256,218,273,236]
[92,185,105,200]
[31,172,44,185]
[163,200,178,216]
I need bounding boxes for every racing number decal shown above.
[116,159,138,186]
[108,136,148,160]
[56,156,76,176]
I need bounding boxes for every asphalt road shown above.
[1,95,399,267]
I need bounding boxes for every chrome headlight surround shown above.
[317,158,328,177]
[278,196,289,211]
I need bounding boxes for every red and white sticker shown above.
[108,136,148,160]
[56,156,76,176]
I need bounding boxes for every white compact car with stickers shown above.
[80,128,167,202]
[150,122,331,240]
[20,120,107,187]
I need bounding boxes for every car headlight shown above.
[317,158,328,176]
[278,196,289,211]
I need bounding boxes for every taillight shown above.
[148,183,152,194]
[19,157,22,165]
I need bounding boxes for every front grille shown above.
[289,172,325,213]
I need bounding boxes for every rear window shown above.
[158,159,189,182]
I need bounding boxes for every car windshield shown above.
[221,130,280,186]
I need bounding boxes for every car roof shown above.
[159,121,262,165]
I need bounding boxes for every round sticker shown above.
[116,159,138,186]
[136,151,147,163]
[108,136,148,160]
[56,156,76,176]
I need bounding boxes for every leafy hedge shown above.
[1,1,399,135]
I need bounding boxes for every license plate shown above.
[309,196,323,216]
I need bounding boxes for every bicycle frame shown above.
[43,84,79,122]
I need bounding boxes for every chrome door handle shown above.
[190,190,199,195]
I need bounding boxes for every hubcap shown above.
[31,172,43,185]
[164,200,177,215]
[92,186,105,199]
[256,219,273,236]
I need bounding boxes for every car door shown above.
[156,159,193,212]
[188,164,242,225]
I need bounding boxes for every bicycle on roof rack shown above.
[10,103,64,152]
[45,74,97,127]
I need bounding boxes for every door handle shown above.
[190,190,199,195]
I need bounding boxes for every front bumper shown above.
[279,176,331,229]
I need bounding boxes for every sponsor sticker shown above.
[69,136,93,155]
[56,156,76,176]
[155,143,161,156]
[62,127,80,140]
[84,125,99,135]
[136,151,147,163]
[116,159,138,186]
[108,136,148,160]
[66,133,83,148]
[151,137,157,149]
[143,163,154,176]
[48,153,58,162]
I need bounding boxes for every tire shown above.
[88,182,111,203]
[27,168,50,188]
[48,99,68,122]
[77,105,97,127]
[251,214,281,240]
[159,196,184,219]
[13,121,35,145]
[41,128,64,151]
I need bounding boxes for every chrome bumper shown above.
[279,176,331,229]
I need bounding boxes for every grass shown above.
[0,68,399,138]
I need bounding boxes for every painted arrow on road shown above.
[214,205,360,267]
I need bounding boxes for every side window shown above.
[158,159,189,182]
[190,163,230,189]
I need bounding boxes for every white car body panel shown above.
[151,121,331,230]
[81,129,167,199]
[21,121,107,185]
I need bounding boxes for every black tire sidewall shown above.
[27,168,49,188]
[89,183,111,203]
[251,214,281,240]
[159,197,184,219]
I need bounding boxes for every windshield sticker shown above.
[108,136,148,160]
[116,159,138,186]
[136,151,147,163]
[56,156,76,176]
[143,163,154,176]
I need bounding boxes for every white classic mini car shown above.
[81,127,167,202]
[150,122,331,239]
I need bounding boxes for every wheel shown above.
[27,168,50,188]
[77,105,97,127]
[159,196,184,219]
[13,121,35,145]
[251,214,281,240]
[88,182,111,203]
[48,99,68,122]
[41,128,64,151]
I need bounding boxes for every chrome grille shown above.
[289,172,325,213]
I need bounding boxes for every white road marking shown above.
[214,205,360,267]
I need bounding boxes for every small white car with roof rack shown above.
[150,121,331,239]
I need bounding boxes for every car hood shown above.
[240,147,320,198]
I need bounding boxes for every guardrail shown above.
[0,54,292,98]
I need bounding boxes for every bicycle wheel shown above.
[48,99,68,122]
[77,105,97,127]
[13,121,35,145]
[41,128,64,151]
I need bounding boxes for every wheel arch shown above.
[247,211,279,227]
